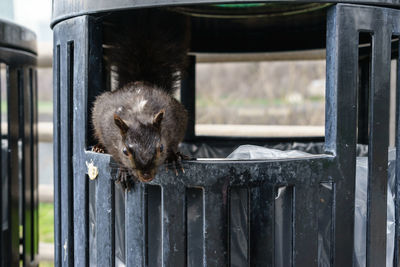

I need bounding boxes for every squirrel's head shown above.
[114,110,166,182]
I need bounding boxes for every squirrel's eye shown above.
[159,144,164,153]
[122,147,129,156]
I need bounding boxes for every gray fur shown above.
[92,82,188,182]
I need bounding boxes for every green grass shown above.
[39,203,54,244]
[39,203,54,266]
[39,262,54,267]
[308,95,325,102]
[38,101,53,113]
[0,101,53,113]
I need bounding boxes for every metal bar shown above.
[68,41,75,267]
[230,187,249,267]
[147,185,162,266]
[17,68,25,265]
[7,66,20,266]
[393,16,400,267]
[293,184,318,266]
[393,31,400,267]
[366,26,391,267]
[181,55,196,142]
[318,182,334,267]
[22,67,33,265]
[249,185,274,267]
[326,6,358,265]
[53,43,62,267]
[72,16,93,267]
[18,67,27,266]
[161,183,186,266]
[60,41,74,266]
[203,183,229,266]
[32,68,39,263]
[125,183,145,267]
[95,165,115,267]
[275,185,294,267]
[187,187,204,267]
[0,63,3,267]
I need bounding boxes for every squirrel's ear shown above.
[114,114,129,135]
[153,110,164,129]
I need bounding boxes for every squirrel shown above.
[92,10,189,189]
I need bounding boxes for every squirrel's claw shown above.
[176,151,192,161]
[116,169,135,191]
[92,144,105,154]
[165,151,189,176]
[175,159,185,174]
[174,162,179,176]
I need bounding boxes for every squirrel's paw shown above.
[165,151,191,176]
[176,151,193,161]
[92,144,105,154]
[116,169,135,191]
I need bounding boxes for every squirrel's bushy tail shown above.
[103,9,190,95]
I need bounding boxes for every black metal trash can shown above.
[52,1,400,266]
[0,20,38,267]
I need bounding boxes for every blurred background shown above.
[0,0,53,265]
[1,0,396,265]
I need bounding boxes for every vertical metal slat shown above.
[392,13,400,267]
[147,185,162,266]
[0,63,3,267]
[125,183,145,266]
[32,68,39,264]
[326,6,358,266]
[395,32,400,267]
[32,69,39,261]
[161,183,186,266]
[229,187,249,266]
[73,16,97,267]
[22,67,33,265]
[293,185,319,267]
[203,185,229,266]
[7,67,20,267]
[60,41,74,266]
[187,187,204,267]
[318,182,335,267]
[17,68,26,265]
[53,43,62,267]
[249,185,274,267]
[95,165,115,267]
[366,26,391,267]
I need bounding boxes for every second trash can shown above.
[0,19,38,267]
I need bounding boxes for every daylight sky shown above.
[14,0,52,42]
[0,0,52,43]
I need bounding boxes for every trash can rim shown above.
[0,19,37,55]
[51,0,400,28]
